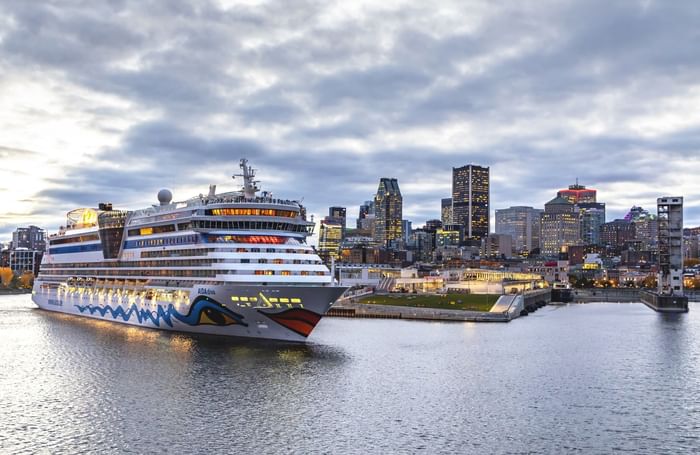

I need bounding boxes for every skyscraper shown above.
[318,219,343,263]
[357,200,374,229]
[374,178,403,248]
[495,206,543,254]
[328,206,347,238]
[557,182,597,204]
[441,198,453,225]
[578,202,606,245]
[452,164,489,241]
[540,196,580,256]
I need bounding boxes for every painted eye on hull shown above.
[173,296,248,327]
[197,307,239,326]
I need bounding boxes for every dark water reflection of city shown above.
[2,295,700,453]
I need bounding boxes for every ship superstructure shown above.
[32,159,346,341]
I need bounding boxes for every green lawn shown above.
[358,293,499,312]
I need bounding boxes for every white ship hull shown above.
[33,283,347,342]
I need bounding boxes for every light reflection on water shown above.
[2,295,700,453]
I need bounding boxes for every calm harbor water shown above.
[2,295,700,454]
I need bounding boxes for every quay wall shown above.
[572,288,700,303]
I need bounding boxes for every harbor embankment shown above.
[0,288,31,295]
[328,288,551,322]
[572,288,700,303]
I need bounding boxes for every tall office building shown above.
[452,164,489,241]
[402,220,412,245]
[357,200,374,229]
[626,206,658,250]
[577,202,606,246]
[11,226,46,252]
[329,206,346,223]
[318,219,343,263]
[600,219,636,254]
[557,182,597,204]
[328,206,347,238]
[540,196,580,256]
[374,178,403,248]
[495,206,543,254]
[441,198,453,225]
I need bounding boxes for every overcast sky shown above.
[1,0,700,242]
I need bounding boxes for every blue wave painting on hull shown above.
[75,295,248,328]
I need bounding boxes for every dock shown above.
[327,288,551,322]
[640,290,689,313]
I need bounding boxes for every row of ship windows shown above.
[133,235,198,247]
[192,220,312,233]
[139,247,314,258]
[49,233,100,246]
[41,257,323,269]
[206,208,297,218]
[128,224,190,236]
[41,269,328,277]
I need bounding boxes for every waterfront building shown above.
[328,207,346,226]
[318,219,343,263]
[626,206,658,251]
[402,220,412,246]
[526,259,570,284]
[0,248,9,267]
[557,182,597,204]
[600,219,636,254]
[328,206,347,239]
[357,213,376,238]
[410,229,434,263]
[436,224,463,248]
[441,198,453,225]
[9,248,42,276]
[452,164,489,241]
[11,225,46,252]
[577,202,606,246]
[425,219,443,232]
[481,233,514,259]
[374,178,403,248]
[540,196,580,256]
[357,200,374,229]
[495,206,543,255]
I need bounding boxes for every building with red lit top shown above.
[557,183,597,204]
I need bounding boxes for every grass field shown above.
[358,293,499,312]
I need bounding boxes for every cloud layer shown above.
[1,0,700,239]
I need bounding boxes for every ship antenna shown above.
[233,158,260,200]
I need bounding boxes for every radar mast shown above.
[234,159,260,200]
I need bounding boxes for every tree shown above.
[0,267,12,287]
[9,274,20,289]
[642,275,657,289]
[19,271,34,289]
[684,258,700,267]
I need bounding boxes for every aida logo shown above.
[230,293,304,308]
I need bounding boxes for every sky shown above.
[1,0,700,242]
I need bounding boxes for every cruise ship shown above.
[32,159,347,342]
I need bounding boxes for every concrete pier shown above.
[327,289,551,322]
[641,290,689,313]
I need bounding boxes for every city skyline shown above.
[2,1,700,239]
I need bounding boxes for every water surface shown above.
[2,295,700,453]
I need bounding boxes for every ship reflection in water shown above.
[2,294,700,453]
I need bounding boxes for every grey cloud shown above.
[3,0,700,233]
